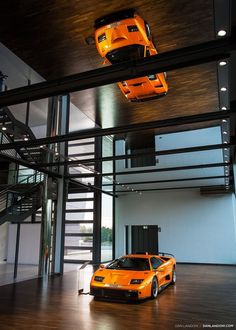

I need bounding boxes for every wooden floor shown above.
[0,264,235,329]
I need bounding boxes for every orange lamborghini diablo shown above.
[90,253,176,300]
[94,9,168,102]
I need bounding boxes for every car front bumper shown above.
[90,287,139,300]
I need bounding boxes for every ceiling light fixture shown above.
[217,30,227,37]
[223,131,227,135]
[221,106,227,110]
[24,137,29,141]
[222,119,227,123]
[220,87,227,92]
[219,61,227,66]
[1,126,7,130]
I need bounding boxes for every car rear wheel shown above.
[171,269,176,285]
[145,22,151,40]
[151,277,159,299]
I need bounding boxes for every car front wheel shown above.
[151,277,159,299]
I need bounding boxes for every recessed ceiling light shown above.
[219,61,227,66]
[221,106,227,110]
[24,137,29,141]
[2,126,7,130]
[220,87,227,92]
[40,145,44,148]
[224,141,228,144]
[217,30,227,37]
[225,160,229,163]
[222,119,227,123]
[223,131,227,134]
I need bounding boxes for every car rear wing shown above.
[95,8,136,29]
[158,252,175,258]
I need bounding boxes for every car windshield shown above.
[106,45,145,64]
[107,257,150,271]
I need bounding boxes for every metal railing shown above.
[0,171,44,214]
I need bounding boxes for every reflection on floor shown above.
[0,262,86,287]
[0,264,235,329]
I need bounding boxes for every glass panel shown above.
[68,143,94,155]
[64,249,92,261]
[66,212,94,221]
[66,201,94,210]
[68,192,94,199]
[101,193,113,262]
[65,236,93,247]
[65,223,93,234]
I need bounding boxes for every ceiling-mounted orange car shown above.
[90,252,176,300]
[94,9,168,102]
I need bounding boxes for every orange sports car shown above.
[90,252,176,300]
[94,9,168,102]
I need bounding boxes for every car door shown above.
[150,257,166,287]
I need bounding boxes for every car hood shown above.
[94,269,151,285]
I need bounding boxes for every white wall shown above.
[116,190,236,264]
[7,223,41,265]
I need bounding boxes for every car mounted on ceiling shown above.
[90,252,176,300]
[94,8,168,102]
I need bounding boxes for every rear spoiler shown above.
[159,252,175,258]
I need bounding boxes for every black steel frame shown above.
[0,36,235,107]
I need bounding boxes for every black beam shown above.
[102,175,230,186]
[32,140,236,167]
[0,108,235,151]
[112,185,232,193]
[68,162,230,178]
[0,36,235,108]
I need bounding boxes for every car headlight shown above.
[130,279,144,284]
[94,276,105,282]
[98,33,106,43]
[127,25,139,32]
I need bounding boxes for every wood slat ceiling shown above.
[0,0,218,130]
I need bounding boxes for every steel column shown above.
[93,136,102,264]
[39,96,58,276]
[53,95,70,274]
[13,223,20,279]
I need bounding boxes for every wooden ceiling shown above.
[0,0,218,129]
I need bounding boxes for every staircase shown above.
[0,106,45,163]
[0,173,43,225]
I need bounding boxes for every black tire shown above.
[151,277,159,299]
[171,268,176,285]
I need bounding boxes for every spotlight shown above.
[219,61,227,66]
[217,30,227,37]
[220,87,227,92]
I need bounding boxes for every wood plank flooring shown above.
[0,264,235,329]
